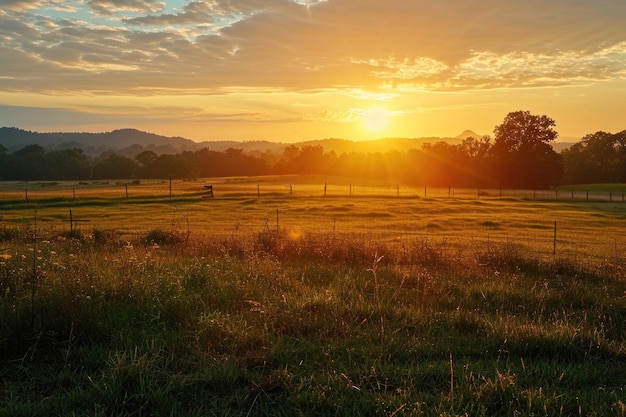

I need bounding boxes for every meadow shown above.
[0,177,625,416]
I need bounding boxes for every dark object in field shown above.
[203,185,214,198]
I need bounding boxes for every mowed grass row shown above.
[0,178,625,416]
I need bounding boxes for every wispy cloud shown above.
[0,0,46,12]
[87,0,165,16]
[1,0,626,139]
[2,0,624,95]
[122,1,213,25]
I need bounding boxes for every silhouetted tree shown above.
[47,148,91,180]
[274,145,334,175]
[134,150,159,178]
[10,144,48,180]
[490,111,562,188]
[561,130,626,184]
[150,153,195,179]
[92,154,138,179]
[0,144,7,179]
[459,136,492,187]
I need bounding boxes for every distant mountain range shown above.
[0,127,575,157]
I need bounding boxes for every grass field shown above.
[1,177,625,416]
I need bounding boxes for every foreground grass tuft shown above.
[0,229,624,416]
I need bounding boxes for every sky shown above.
[1,0,626,143]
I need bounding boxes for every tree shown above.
[135,150,158,167]
[490,111,562,189]
[0,144,7,179]
[459,136,492,187]
[561,130,626,184]
[150,153,194,179]
[47,148,91,180]
[11,144,48,180]
[135,150,159,177]
[92,154,138,179]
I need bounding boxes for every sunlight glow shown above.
[362,108,389,132]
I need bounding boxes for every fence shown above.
[2,179,626,269]
[1,179,626,203]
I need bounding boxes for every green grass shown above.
[0,177,625,416]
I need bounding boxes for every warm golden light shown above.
[362,108,389,133]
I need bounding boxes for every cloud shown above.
[87,0,165,16]
[304,108,360,123]
[1,0,626,95]
[123,1,214,25]
[0,0,46,12]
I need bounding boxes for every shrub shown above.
[144,229,184,246]
[0,227,19,242]
[91,228,120,246]
[59,229,83,241]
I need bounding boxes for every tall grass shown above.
[0,224,624,416]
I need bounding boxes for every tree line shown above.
[0,111,624,188]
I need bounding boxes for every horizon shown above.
[1,125,584,145]
[1,1,625,142]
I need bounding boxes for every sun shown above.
[362,108,389,133]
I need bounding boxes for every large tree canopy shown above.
[561,130,626,184]
[490,111,562,189]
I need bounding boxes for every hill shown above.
[3,127,574,157]
[0,127,196,156]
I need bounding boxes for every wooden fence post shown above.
[25,189,29,203]
[553,221,557,257]
[257,184,260,198]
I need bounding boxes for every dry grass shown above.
[2,176,626,266]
